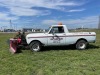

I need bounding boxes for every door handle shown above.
[63,34,66,35]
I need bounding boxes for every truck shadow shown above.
[42,44,100,51]
[87,44,100,50]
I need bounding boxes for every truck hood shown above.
[26,33,47,38]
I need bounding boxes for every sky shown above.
[0,0,100,30]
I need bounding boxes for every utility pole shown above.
[98,16,100,29]
[10,20,12,29]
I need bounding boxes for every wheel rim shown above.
[32,43,40,51]
[78,43,86,49]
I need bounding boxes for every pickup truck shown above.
[26,25,96,51]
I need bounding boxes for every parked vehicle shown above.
[26,25,96,51]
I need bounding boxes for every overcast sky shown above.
[0,0,100,29]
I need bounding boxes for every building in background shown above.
[22,28,45,32]
[4,29,15,32]
[22,28,33,32]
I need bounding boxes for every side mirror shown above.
[52,30,55,35]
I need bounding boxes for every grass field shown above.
[0,30,100,75]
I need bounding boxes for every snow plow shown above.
[9,38,27,54]
[9,38,21,54]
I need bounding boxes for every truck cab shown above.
[47,25,68,45]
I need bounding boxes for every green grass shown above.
[0,30,100,75]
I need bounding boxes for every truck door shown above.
[47,26,66,45]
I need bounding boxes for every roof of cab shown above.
[51,25,66,27]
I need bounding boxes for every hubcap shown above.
[32,43,40,51]
[79,43,86,49]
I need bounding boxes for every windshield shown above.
[45,27,51,33]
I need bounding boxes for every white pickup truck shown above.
[26,25,96,51]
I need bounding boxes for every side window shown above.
[58,27,64,33]
[49,26,64,34]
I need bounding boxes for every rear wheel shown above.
[76,40,88,50]
[30,41,42,52]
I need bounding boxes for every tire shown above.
[30,41,42,52]
[76,40,88,50]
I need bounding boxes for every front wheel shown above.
[30,41,42,52]
[76,40,88,50]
